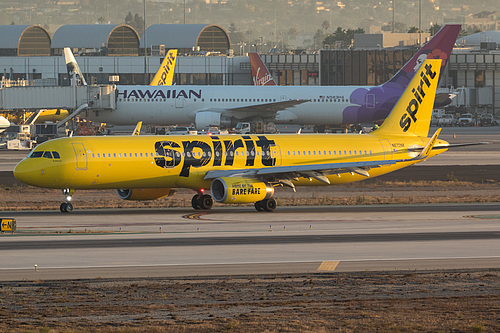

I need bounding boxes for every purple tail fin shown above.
[383,24,461,89]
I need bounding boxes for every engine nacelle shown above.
[116,188,175,201]
[194,111,231,130]
[211,177,274,204]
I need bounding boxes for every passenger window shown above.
[43,151,53,159]
[140,153,143,157]
[92,153,95,158]
[30,151,42,158]
[52,151,61,159]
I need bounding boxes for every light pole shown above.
[144,0,148,84]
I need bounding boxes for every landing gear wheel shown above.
[254,201,264,212]
[192,194,202,210]
[60,202,73,213]
[198,195,213,210]
[255,198,277,212]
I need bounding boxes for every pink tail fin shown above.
[249,53,277,86]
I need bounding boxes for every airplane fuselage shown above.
[14,132,446,191]
[86,84,402,127]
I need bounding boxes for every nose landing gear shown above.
[60,188,75,213]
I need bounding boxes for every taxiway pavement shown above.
[1,204,499,281]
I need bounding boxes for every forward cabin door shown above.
[72,143,88,170]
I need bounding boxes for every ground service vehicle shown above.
[437,114,456,126]
[457,113,474,126]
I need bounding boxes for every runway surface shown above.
[1,203,499,281]
[1,126,499,281]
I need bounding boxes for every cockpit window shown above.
[43,151,53,159]
[30,151,43,158]
[52,151,60,159]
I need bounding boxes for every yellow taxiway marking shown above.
[317,261,340,271]
[182,213,207,220]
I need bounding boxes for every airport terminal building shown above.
[0,24,498,115]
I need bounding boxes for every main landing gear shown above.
[60,188,74,213]
[254,198,277,212]
[191,193,214,210]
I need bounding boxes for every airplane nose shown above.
[13,160,34,185]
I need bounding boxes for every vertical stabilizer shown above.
[150,49,177,86]
[382,25,460,89]
[375,59,441,137]
[249,53,277,86]
[64,47,87,86]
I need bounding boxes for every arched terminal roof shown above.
[142,24,230,54]
[0,25,51,56]
[52,24,140,56]
[456,31,500,47]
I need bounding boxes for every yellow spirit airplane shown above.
[15,59,454,213]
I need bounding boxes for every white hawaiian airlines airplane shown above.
[15,59,482,213]
[81,25,460,130]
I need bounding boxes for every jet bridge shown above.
[0,85,116,126]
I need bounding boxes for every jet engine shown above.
[211,177,274,204]
[194,111,231,130]
[116,188,175,201]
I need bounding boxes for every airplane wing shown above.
[204,99,310,121]
[203,158,413,190]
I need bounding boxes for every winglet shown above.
[417,128,441,159]
[132,121,142,136]
[150,49,177,86]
